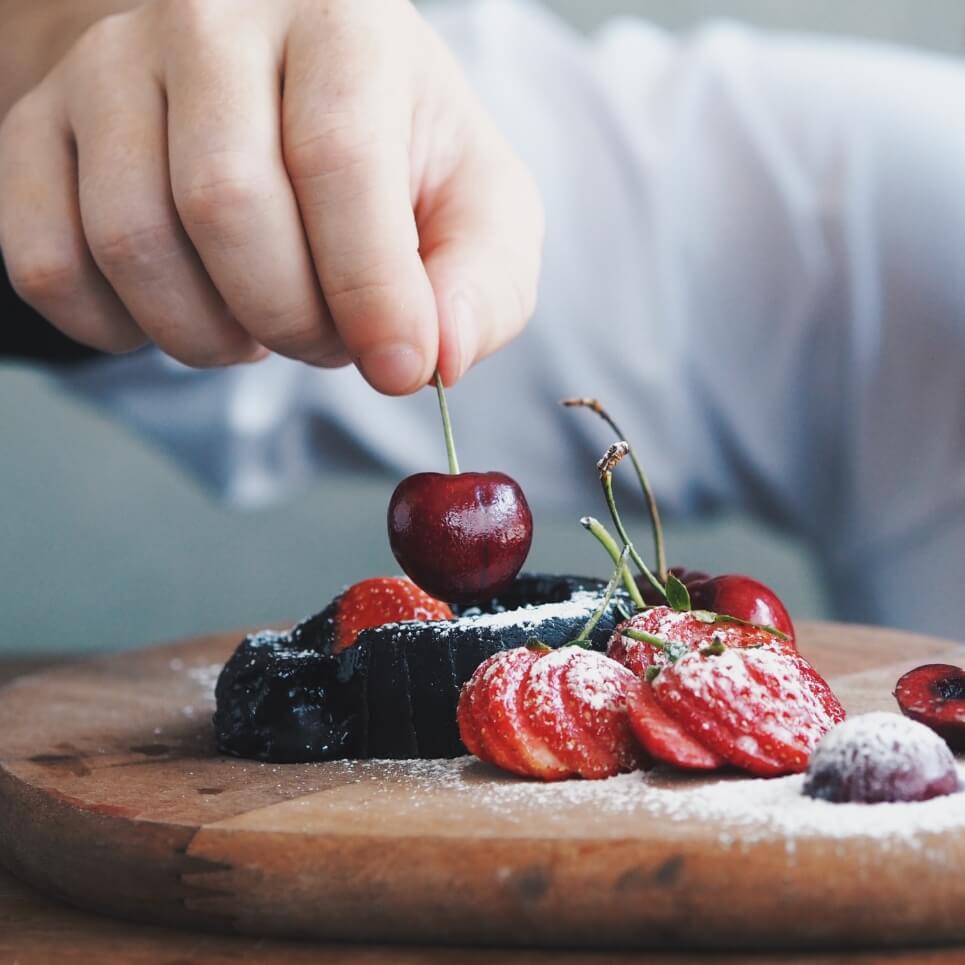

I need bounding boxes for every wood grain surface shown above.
[0,622,962,955]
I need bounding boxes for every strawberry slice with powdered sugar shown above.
[651,646,846,777]
[626,678,725,771]
[559,651,647,777]
[518,648,590,777]
[608,606,790,678]
[457,646,641,781]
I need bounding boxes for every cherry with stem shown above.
[387,372,533,605]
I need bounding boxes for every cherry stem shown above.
[621,626,670,650]
[580,516,647,610]
[434,371,460,475]
[562,398,667,583]
[598,444,667,601]
[573,545,629,645]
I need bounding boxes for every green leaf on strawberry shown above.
[666,572,692,612]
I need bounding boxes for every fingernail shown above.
[359,341,426,394]
[451,292,477,380]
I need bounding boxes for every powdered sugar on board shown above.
[318,755,965,854]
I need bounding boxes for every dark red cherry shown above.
[638,567,795,641]
[390,375,533,604]
[894,664,965,751]
[388,471,533,605]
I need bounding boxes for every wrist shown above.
[1,0,143,120]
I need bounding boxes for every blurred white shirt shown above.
[59,0,965,639]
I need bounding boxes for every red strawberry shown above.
[518,649,588,775]
[457,646,642,781]
[560,651,648,777]
[607,606,791,677]
[469,648,544,777]
[334,577,453,654]
[456,661,487,762]
[651,646,846,777]
[626,678,725,771]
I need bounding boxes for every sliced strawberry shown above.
[607,606,790,677]
[519,648,588,776]
[467,649,536,776]
[560,651,646,777]
[459,648,570,780]
[473,647,552,780]
[652,647,845,777]
[460,645,649,782]
[334,577,453,653]
[506,659,573,782]
[626,678,725,770]
[456,671,486,762]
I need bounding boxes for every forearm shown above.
[1,0,141,119]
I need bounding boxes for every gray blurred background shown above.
[2,0,964,655]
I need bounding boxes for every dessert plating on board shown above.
[214,573,624,762]
[213,390,961,807]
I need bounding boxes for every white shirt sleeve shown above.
[56,0,965,638]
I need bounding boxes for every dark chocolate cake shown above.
[214,573,625,763]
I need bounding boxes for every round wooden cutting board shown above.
[0,622,962,951]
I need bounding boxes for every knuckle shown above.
[324,273,398,323]
[285,122,387,183]
[87,219,178,273]
[71,12,132,64]
[0,94,41,145]
[161,0,228,38]
[175,162,271,231]
[5,246,82,304]
[255,307,336,359]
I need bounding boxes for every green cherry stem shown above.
[580,516,647,610]
[621,626,671,649]
[562,397,667,583]
[598,443,667,601]
[434,371,460,476]
[620,626,690,665]
[572,545,629,646]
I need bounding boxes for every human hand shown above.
[0,0,543,393]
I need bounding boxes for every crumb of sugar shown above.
[182,662,223,695]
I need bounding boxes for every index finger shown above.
[282,5,437,395]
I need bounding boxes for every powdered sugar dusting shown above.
[655,647,837,754]
[184,662,223,695]
[431,591,601,636]
[566,651,635,713]
[330,755,965,852]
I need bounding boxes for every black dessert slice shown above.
[214,573,625,763]
[213,628,365,763]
